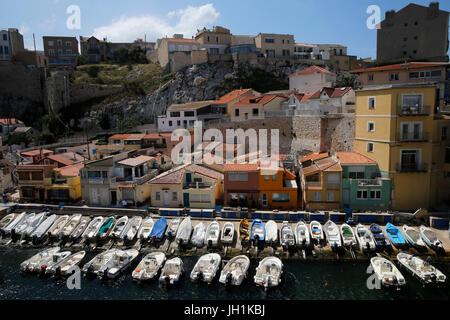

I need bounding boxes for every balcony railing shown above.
[396,162,428,173]
[398,131,429,142]
[398,105,430,116]
[183,182,214,189]
[304,181,322,189]
[357,179,382,186]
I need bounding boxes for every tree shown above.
[87,66,101,78]
[4,132,31,147]
[118,118,141,131]
[76,55,89,66]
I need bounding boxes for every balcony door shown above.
[400,149,420,171]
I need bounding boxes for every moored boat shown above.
[265,220,278,245]
[340,223,357,247]
[250,219,265,244]
[149,217,167,242]
[220,222,235,245]
[48,215,70,239]
[324,220,342,249]
[102,249,139,279]
[12,213,35,238]
[420,225,443,251]
[397,252,446,286]
[309,220,324,244]
[370,256,406,289]
[219,255,250,286]
[355,224,376,252]
[82,216,104,240]
[59,214,82,239]
[166,218,181,238]
[159,257,183,285]
[97,217,115,239]
[31,214,57,243]
[0,214,17,231]
[191,222,206,248]
[121,216,142,241]
[132,252,166,281]
[205,221,220,247]
[280,221,295,248]
[45,251,86,276]
[69,216,91,240]
[295,220,310,247]
[254,256,283,290]
[190,253,221,283]
[20,247,60,272]
[2,212,26,235]
[137,217,154,240]
[82,249,117,276]
[109,216,129,239]
[385,222,407,247]
[175,217,192,245]
[239,218,250,243]
[402,225,426,249]
[22,213,46,240]
[370,224,390,249]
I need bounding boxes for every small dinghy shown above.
[159,257,183,285]
[2,212,26,235]
[0,214,17,231]
[191,222,206,248]
[402,225,426,249]
[370,256,406,289]
[190,253,221,283]
[82,249,118,276]
[397,252,446,286]
[295,220,310,247]
[265,220,278,245]
[59,214,82,239]
[20,247,60,272]
[132,252,166,281]
[121,216,142,241]
[356,224,376,252]
[370,224,391,248]
[176,217,192,246]
[239,218,250,243]
[109,216,129,239]
[22,213,46,240]
[97,217,115,239]
[102,249,139,279]
[250,219,265,244]
[205,221,220,247]
[309,220,324,244]
[69,216,91,240]
[420,226,443,251]
[220,222,235,245]
[31,214,57,243]
[324,220,342,249]
[13,213,35,237]
[219,255,250,286]
[137,218,154,240]
[149,217,167,242]
[340,223,357,247]
[46,251,86,276]
[280,221,295,248]
[385,223,406,247]
[82,216,104,240]
[166,218,181,238]
[48,215,70,238]
[254,256,283,290]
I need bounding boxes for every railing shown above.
[398,105,431,116]
[396,162,428,173]
[183,182,214,189]
[398,131,429,142]
[357,179,382,186]
[114,170,158,186]
[305,181,322,189]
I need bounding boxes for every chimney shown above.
[385,10,395,20]
[40,147,44,162]
[428,2,439,17]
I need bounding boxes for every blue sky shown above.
[2,0,449,58]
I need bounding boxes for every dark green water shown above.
[0,247,449,300]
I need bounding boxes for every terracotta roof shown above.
[350,62,450,74]
[315,157,342,172]
[54,162,84,177]
[117,155,155,167]
[302,164,320,176]
[21,149,53,157]
[0,118,24,125]
[46,154,77,166]
[143,133,171,140]
[335,152,376,165]
[233,95,283,106]
[124,134,146,140]
[212,89,252,104]
[149,165,188,184]
[300,152,329,163]
[309,87,353,99]
[56,152,86,163]
[186,164,223,180]
[224,163,259,172]
[109,134,131,140]
[290,65,336,77]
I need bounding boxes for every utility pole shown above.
[33,33,36,52]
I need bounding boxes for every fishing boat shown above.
[295,220,310,247]
[69,216,91,240]
[132,252,166,281]
[205,221,220,247]
[239,218,250,243]
[97,217,115,239]
[31,214,57,243]
[220,222,235,245]
[137,217,154,240]
[2,212,26,235]
[219,255,250,286]
[149,217,167,242]
[250,219,265,244]
[59,214,82,239]
[324,220,342,249]
[0,214,17,231]
[370,224,391,248]
[109,216,129,239]
[45,251,86,276]
[254,256,283,290]
[121,216,142,241]
[82,249,118,276]
[166,218,181,238]
[82,216,104,240]
[355,224,376,252]
[280,221,295,248]
[420,226,443,251]
[102,249,139,279]
[397,252,446,286]
[159,257,183,285]
[265,220,278,245]
[175,217,192,245]
[402,225,426,249]
[190,253,221,283]
[12,213,35,237]
[370,256,406,289]
[309,220,324,244]
[385,222,407,247]
[191,222,206,248]
[48,215,70,239]
[20,247,60,272]
[340,223,357,247]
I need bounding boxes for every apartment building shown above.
[230,94,287,121]
[79,36,137,63]
[44,162,83,204]
[195,26,231,54]
[289,65,337,94]
[154,35,204,72]
[43,36,79,65]
[223,163,260,207]
[0,28,24,60]
[254,33,295,58]
[17,164,56,202]
[212,89,260,117]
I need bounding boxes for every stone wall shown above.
[0,61,44,103]
[70,83,123,105]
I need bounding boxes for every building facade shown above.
[195,26,231,54]
[289,65,337,94]
[43,36,79,65]
[0,28,24,60]
[254,33,294,58]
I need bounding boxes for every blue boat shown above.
[149,217,167,241]
[369,223,391,248]
[250,219,265,243]
[385,222,406,247]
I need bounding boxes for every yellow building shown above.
[44,163,83,203]
[354,83,450,211]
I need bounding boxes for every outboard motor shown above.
[208,240,212,248]
[365,242,370,251]
[32,235,38,246]
[11,229,17,242]
[55,266,62,277]
[198,271,204,282]
[103,269,109,279]
[225,273,233,286]
[430,273,437,283]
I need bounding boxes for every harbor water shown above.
[0,247,449,300]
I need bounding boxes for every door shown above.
[343,189,350,207]
[186,173,192,185]
[262,193,268,207]
[183,193,190,207]
[163,190,170,206]
[111,191,117,205]
[90,189,99,205]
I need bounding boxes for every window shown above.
[49,49,55,56]
[170,112,180,117]
[2,34,7,41]
[348,166,365,179]
[235,109,239,117]
[102,171,108,178]
[155,192,160,201]
[264,175,270,181]
[48,41,54,47]
[368,97,376,109]
[66,41,72,47]
[209,47,219,54]
[313,192,321,201]
[389,73,399,81]
[326,192,334,202]
[207,36,210,42]
[177,120,181,126]
[252,108,259,116]
[410,70,442,79]
[272,193,290,202]
[168,121,173,127]
[445,147,450,164]
[357,190,368,200]
[216,36,219,43]
[66,50,72,55]
[442,126,448,141]
[228,172,248,182]
[58,49,63,56]
[367,142,374,153]
[402,94,422,108]
[0,46,2,54]
[401,122,422,141]
[401,150,419,171]
[184,111,194,117]
[370,190,381,200]
[368,74,374,82]
[57,40,62,46]
[265,38,275,43]
[403,37,408,41]
[272,174,277,181]
[172,192,177,201]
[367,121,375,132]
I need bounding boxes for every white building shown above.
[289,65,337,94]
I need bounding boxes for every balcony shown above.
[398,131,429,142]
[114,170,158,186]
[304,181,322,189]
[326,183,341,190]
[183,182,214,190]
[357,179,382,186]
[398,105,431,116]
[396,162,428,173]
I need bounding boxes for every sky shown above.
[2,0,450,59]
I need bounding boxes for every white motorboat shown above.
[309,220,324,244]
[102,249,140,279]
[20,247,60,272]
[205,221,220,247]
[220,222,235,245]
[137,218,154,240]
[46,251,86,276]
[48,215,70,238]
[69,216,91,240]
[82,249,118,276]
[30,214,57,242]
[82,216,104,239]
[121,216,142,241]
[356,224,376,252]
[191,222,206,248]
[22,212,46,239]
[219,255,250,286]
[324,220,342,249]
[265,220,278,245]
[397,252,446,286]
[159,257,183,285]
[340,223,357,247]
[2,212,26,235]
[132,252,166,281]
[254,256,283,289]
[59,214,82,239]
[0,213,17,230]
[109,216,129,239]
[176,217,192,245]
[419,226,443,251]
[370,256,406,289]
[166,218,181,238]
[280,221,295,248]
[402,225,426,249]
[12,213,35,236]
[39,251,72,274]
[295,221,310,247]
[190,253,221,283]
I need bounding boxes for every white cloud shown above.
[92,3,220,42]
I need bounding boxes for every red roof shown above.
[109,134,131,140]
[149,166,187,184]
[309,87,353,99]
[186,164,223,180]
[300,152,329,163]
[335,152,376,165]
[21,149,53,157]
[54,162,84,177]
[124,134,146,140]
[212,89,252,104]
[0,118,24,125]
[290,65,336,77]
[350,62,450,74]
[46,154,77,166]
[143,133,171,140]
[233,95,282,106]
